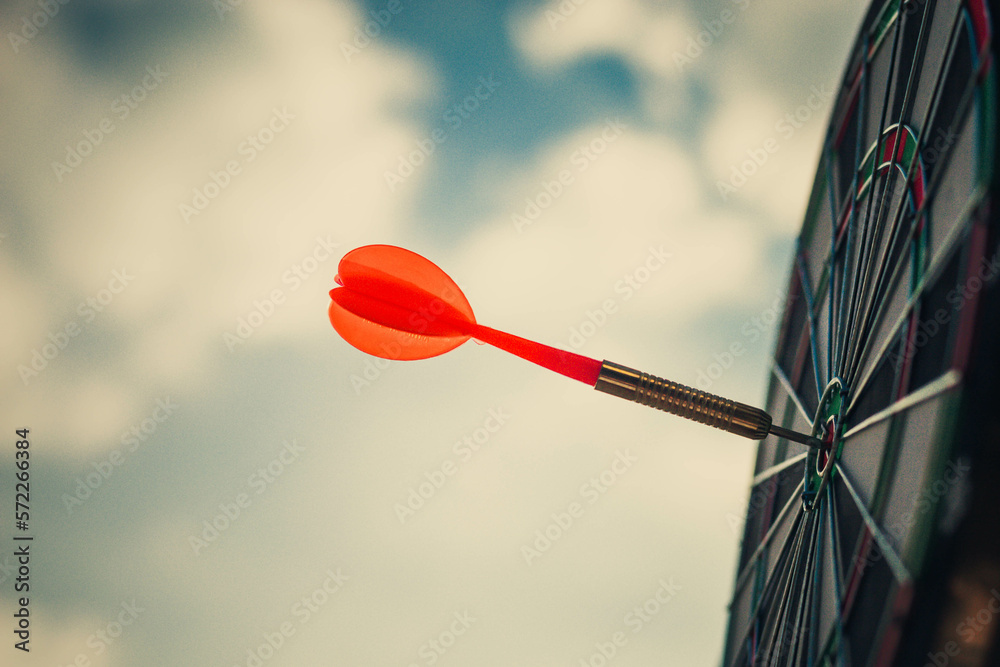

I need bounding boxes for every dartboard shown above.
[723,0,999,665]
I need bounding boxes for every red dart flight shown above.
[327,244,602,384]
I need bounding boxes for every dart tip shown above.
[768,424,823,449]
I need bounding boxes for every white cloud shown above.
[702,79,833,234]
[451,124,766,346]
[510,0,866,231]
[511,0,693,80]
[1,0,440,454]
[510,0,696,124]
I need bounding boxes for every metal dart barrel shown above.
[594,360,819,447]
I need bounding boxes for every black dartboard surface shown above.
[722,0,1000,665]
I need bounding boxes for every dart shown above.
[328,244,820,448]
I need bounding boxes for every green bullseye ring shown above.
[803,379,846,510]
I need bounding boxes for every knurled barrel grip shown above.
[594,360,772,440]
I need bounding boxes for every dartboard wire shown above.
[842,177,918,389]
[874,582,917,667]
[821,63,855,387]
[760,519,811,666]
[772,363,813,425]
[803,499,826,664]
[838,463,912,586]
[729,496,805,666]
[827,115,852,376]
[794,147,838,391]
[847,118,989,400]
[840,7,905,376]
[824,482,847,666]
[844,0,975,387]
[835,45,869,378]
[836,0,924,379]
[797,252,826,406]
[755,512,811,666]
[833,159,855,380]
[731,478,806,599]
[840,0,938,379]
[825,155,839,386]
[839,124,884,376]
[752,540,799,665]
[829,52,866,379]
[846,367,960,444]
[950,217,992,377]
[776,511,821,666]
[840,3,923,383]
[742,534,799,667]
[732,458,837,661]
[752,451,809,488]
[841,0,934,387]
[802,512,827,664]
[787,508,822,664]
[847,179,986,400]
[903,0,985,211]
[846,1,982,392]
[832,470,913,660]
[810,483,843,664]
[847,79,988,407]
[841,168,902,390]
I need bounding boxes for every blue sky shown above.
[1,0,866,664]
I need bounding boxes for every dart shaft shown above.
[594,360,772,439]
[767,423,819,447]
[594,360,820,448]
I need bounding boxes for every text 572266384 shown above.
[13,427,32,652]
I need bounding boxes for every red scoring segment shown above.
[328,245,603,385]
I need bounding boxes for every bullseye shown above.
[805,378,844,511]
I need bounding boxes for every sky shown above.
[1,0,867,665]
